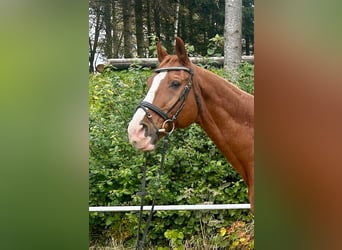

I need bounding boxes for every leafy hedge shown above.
[89,63,254,248]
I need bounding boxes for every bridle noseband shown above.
[138,66,194,134]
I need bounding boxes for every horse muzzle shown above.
[127,109,161,152]
[127,124,156,151]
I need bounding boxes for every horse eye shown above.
[170,80,181,89]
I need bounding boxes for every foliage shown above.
[236,62,255,94]
[207,34,224,57]
[210,62,254,94]
[89,64,254,248]
[163,229,185,250]
[148,35,161,58]
[184,43,195,57]
[218,220,254,249]
[148,34,196,58]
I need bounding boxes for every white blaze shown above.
[127,72,167,150]
[129,71,167,127]
[144,71,167,103]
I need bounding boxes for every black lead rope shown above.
[135,152,148,250]
[136,134,169,250]
[135,66,192,249]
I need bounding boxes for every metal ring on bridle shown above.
[158,119,175,134]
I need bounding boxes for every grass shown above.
[90,219,254,249]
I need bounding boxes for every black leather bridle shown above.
[138,66,194,134]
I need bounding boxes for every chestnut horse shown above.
[127,37,254,212]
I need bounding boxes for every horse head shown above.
[127,37,199,151]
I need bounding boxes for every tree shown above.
[224,0,242,82]
[89,1,103,72]
[88,0,253,62]
[122,0,133,58]
[135,0,144,57]
[103,0,113,58]
[111,0,120,58]
[242,0,254,55]
[154,0,161,39]
[173,0,180,45]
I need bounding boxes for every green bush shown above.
[89,64,254,248]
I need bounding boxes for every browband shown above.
[155,66,192,74]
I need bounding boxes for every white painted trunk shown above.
[224,0,242,82]
[173,0,180,46]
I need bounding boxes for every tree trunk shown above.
[89,7,102,72]
[147,0,151,36]
[173,0,180,45]
[154,0,161,38]
[89,38,95,73]
[103,0,113,58]
[112,0,119,58]
[179,2,185,41]
[188,3,194,45]
[135,0,144,57]
[122,0,133,58]
[245,35,250,55]
[224,0,242,82]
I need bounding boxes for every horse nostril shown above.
[140,123,149,137]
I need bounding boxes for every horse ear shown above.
[174,37,190,65]
[157,41,168,62]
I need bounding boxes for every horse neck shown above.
[193,67,254,183]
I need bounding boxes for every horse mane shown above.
[194,65,254,125]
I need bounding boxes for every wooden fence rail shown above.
[96,56,254,72]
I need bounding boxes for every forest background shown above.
[89,0,254,72]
